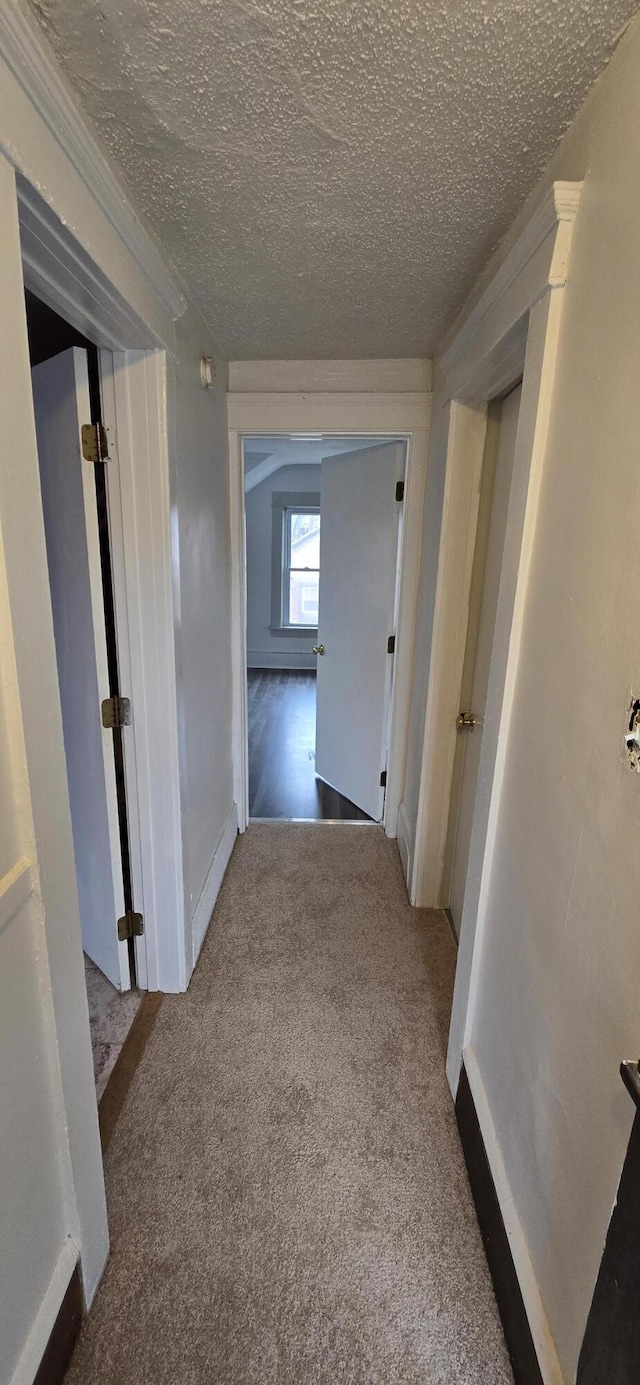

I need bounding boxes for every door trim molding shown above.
[411,182,582,1057]
[227,392,431,840]
[101,349,186,993]
[408,183,581,1377]
[17,180,186,995]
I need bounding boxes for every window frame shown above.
[270,490,321,635]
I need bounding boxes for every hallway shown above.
[65,824,511,1383]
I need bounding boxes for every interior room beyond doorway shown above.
[245,434,405,822]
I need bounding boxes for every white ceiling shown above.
[26,0,638,359]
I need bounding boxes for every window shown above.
[284,508,320,626]
[270,490,321,633]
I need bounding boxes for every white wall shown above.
[0,152,108,1385]
[0,9,235,1380]
[409,12,640,1379]
[170,309,235,963]
[246,463,321,669]
[0,525,75,1383]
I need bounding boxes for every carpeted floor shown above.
[65,824,513,1384]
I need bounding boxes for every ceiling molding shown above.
[228,392,430,435]
[229,359,432,394]
[441,181,583,389]
[0,0,187,322]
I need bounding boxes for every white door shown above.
[32,347,130,989]
[315,441,404,820]
[446,384,522,936]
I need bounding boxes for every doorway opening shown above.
[25,290,144,1100]
[442,382,523,938]
[244,434,406,822]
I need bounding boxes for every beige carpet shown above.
[66,824,512,1384]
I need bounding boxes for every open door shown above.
[315,441,404,821]
[31,347,131,989]
[445,383,522,937]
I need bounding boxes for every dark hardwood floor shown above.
[247,668,372,821]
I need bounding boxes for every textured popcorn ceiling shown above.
[27,0,638,358]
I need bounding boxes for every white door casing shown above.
[401,186,581,1384]
[447,385,522,935]
[227,384,432,841]
[315,441,404,820]
[32,347,130,990]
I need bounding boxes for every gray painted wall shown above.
[172,309,234,942]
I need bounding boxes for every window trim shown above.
[270,490,320,635]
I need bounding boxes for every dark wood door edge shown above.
[99,991,163,1153]
[577,1106,640,1383]
[455,1063,543,1385]
[34,1261,83,1385]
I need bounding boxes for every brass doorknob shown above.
[312,644,325,655]
[456,712,477,731]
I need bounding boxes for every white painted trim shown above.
[70,347,130,991]
[0,854,34,930]
[410,401,488,905]
[396,802,411,893]
[229,359,431,394]
[0,0,186,323]
[107,350,186,992]
[447,288,569,1085]
[98,351,148,990]
[404,185,582,1377]
[412,182,582,919]
[228,390,431,839]
[229,429,249,831]
[227,393,429,435]
[14,167,186,997]
[441,183,582,391]
[10,1236,79,1385]
[16,178,185,996]
[191,804,238,968]
[1,152,109,1311]
[463,1048,564,1385]
[18,176,168,353]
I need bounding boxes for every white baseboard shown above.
[191,804,238,969]
[11,1236,78,1385]
[463,1046,565,1385]
[247,650,316,670]
[396,801,412,895]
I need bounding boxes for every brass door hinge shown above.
[81,422,109,463]
[101,696,132,729]
[117,910,144,942]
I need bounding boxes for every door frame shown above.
[228,391,431,836]
[403,182,583,1097]
[0,7,188,1340]
[16,177,187,995]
